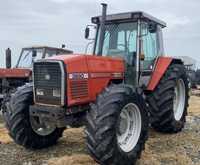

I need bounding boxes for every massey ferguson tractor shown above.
[3,4,189,165]
[0,46,72,107]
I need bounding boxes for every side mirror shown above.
[32,50,37,57]
[84,25,96,40]
[149,24,157,33]
[85,27,90,39]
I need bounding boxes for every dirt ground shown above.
[0,94,200,165]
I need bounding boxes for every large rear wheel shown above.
[147,63,189,133]
[86,84,149,165]
[2,83,65,149]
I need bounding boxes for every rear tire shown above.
[147,63,189,133]
[86,84,149,165]
[2,83,65,149]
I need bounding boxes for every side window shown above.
[17,50,33,68]
[141,25,158,70]
[117,31,125,51]
[127,30,137,53]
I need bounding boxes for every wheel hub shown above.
[30,116,56,136]
[118,114,128,135]
[117,103,142,153]
[173,79,186,121]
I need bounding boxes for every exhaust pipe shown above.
[97,3,107,56]
[6,48,11,69]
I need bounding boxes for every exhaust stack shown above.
[97,3,107,56]
[6,48,11,69]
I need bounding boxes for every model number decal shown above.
[69,72,123,79]
[69,73,89,80]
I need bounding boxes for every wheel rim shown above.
[173,79,186,121]
[117,103,142,153]
[30,116,56,136]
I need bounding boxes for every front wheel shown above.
[2,83,65,149]
[86,84,149,165]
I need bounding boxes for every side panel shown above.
[147,57,173,91]
[66,55,124,106]
[66,56,89,106]
[87,56,124,102]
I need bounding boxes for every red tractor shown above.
[0,46,72,107]
[3,4,189,165]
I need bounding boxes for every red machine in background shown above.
[0,46,72,106]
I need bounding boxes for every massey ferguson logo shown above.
[69,73,89,80]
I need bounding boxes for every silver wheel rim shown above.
[30,116,56,136]
[117,103,142,153]
[173,79,186,121]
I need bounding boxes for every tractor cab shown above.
[16,46,73,68]
[86,7,166,86]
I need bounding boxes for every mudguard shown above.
[147,56,183,91]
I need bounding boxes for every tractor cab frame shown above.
[87,7,166,87]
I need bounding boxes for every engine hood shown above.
[47,54,125,73]
[37,54,125,106]
[48,54,86,64]
[0,68,31,78]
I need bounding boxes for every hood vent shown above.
[70,80,88,99]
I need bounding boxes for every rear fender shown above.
[147,57,183,91]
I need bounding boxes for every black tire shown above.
[2,83,65,149]
[0,99,3,110]
[1,86,17,112]
[147,63,189,133]
[1,94,12,129]
[86,84,149,165]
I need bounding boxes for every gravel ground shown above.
[0,95,199,165]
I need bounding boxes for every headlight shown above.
[36,88,44,96]
[53,89,61,97]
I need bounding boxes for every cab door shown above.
[139,24,164,87]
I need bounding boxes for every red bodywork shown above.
[0,68,31,78]
[50,54,124,106]
[49,55,174,107]
[147,57,173,91]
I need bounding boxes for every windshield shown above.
[17,49,44,68]
[95,22,138,65]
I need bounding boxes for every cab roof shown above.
[92,11,166,28]
[22,46,73,53]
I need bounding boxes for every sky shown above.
[0,0,200,68]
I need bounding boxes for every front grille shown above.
[70,80,88,99]
[33,61,64,106]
